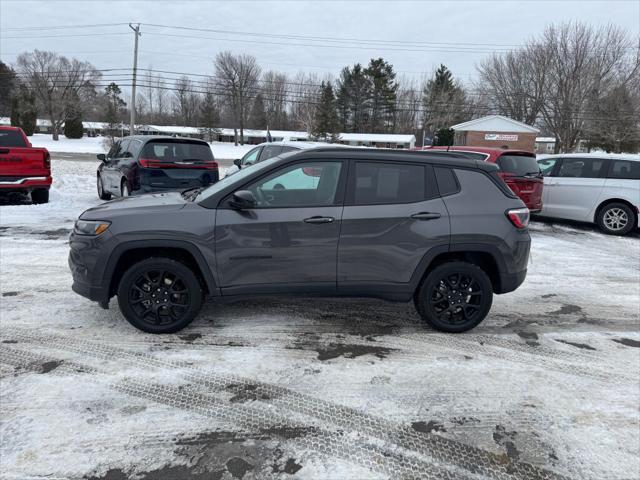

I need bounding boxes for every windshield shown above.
[497,154,540,176]
[197,157,281,202]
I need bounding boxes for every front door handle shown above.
[411,212,441,220]
[304,216,334,224]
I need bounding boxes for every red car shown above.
[0,126,51,204]
[418,146,543,212]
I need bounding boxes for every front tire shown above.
[97,174,111,200]
[414,261,493,333]
[597,202,635,236]
[31,189,49,204]
[117,258,203,333]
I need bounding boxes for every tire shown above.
[596,202,635,236]
[97,174,111,200]
[31,189,49,204]
[414,261,493,333]
[121,179,130,197]
[117,257,203,334]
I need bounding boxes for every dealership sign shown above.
[485,133,518,141]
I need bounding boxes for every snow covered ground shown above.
[1,160,639,480]
[28,133,256,160]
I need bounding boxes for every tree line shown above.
[1,21,638,152]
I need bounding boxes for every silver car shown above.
[536,153,639,235]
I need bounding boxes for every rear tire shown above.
[97,175,111,200]
[414,261,493,333]
[31,189,49,204]
[596,202,635,236]
[117,257,203,334]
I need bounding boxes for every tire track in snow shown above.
[2,328,576,480]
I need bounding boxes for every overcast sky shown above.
[1,0,639,89]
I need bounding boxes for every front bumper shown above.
[68,230,111,307]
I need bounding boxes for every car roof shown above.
[122,135,209,144]
[281,147,498,171]
[537,152,640,162]
[425,146,534,156]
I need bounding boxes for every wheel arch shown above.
[594,198,638,226]
[104,240,217,299]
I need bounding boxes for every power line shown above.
[1,23,129,32]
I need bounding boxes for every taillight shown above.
[44,153,50,169]
[139,158,162,168]
[139,158,218,170]
[506,207,530,229]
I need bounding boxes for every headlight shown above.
[74,220,111,236]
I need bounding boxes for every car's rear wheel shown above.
[415,261,493,333]
[31,189,49,204]
[597,202,635,236]
[117,258,203,333]
[97,174,111,200]
[121,179,130,197]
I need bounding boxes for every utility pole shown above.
[129,23,141,136]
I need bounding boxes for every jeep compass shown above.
[69,148,531,334]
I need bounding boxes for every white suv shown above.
[536,153,639,235]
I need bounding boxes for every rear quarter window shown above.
[434,167,460,196]
[608,160,640,180]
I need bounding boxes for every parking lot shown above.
[1,157,639,480]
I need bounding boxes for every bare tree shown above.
[16,50,100,140]
[394,75,423,135]
[289,72,320,133]
[173,75,200,126]
[539,23,636,152]
[262,70,288,129]
[214,52,261,145]
[476,44,549,125]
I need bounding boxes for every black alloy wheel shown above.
[415,261,493,333]
[117,258,203,333]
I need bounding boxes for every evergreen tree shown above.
[64,98,84,139]
[364,58,398,133]
[336,64,372,132]
[199,91,221,141]
[104,82,126,138]
[249,94,267,129]
[0,61,16,116]
[433,128,455,146]
[422,64,468,135]
[10,84,37,135]
[311,82,340,142]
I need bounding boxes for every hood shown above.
[81,191,187,220]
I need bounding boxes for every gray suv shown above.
[69,148,531,334]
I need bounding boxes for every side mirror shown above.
[97,153,106,162]
[233,158,242,168]
[229,190,256,210]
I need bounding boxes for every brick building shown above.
[450,115,540,152]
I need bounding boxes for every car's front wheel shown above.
[415,261,493,333]
[97,174,111,200]
[597,202,635,236]
[117,258,203,333]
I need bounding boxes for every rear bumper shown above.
[498,268,527,294]
[0,175,52,191]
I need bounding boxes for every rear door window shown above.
[497,154,540,176]
[351,162,426,205]
[557,158,605,178]
[608,160,640,180]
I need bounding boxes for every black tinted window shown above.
[353,162,425,204]
[497,154,540,176]
[0,130,27,147]
[558,158,604,178]
[609,160,640,180]
[434,167,460,196]
[141,141,213,161]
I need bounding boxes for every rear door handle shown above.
[304,216,334,224]
[411,212,441,220]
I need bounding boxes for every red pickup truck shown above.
[0,126,51,203]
